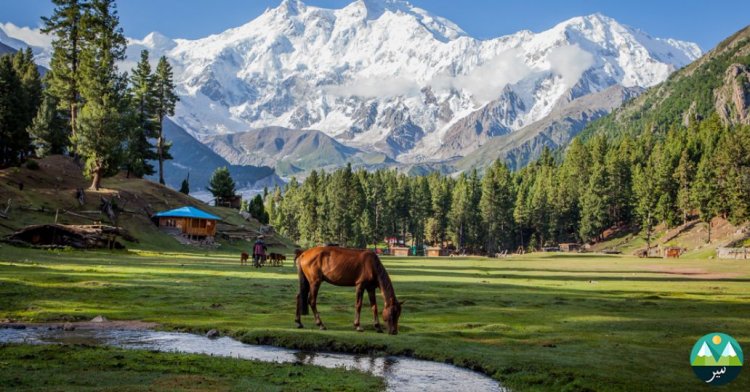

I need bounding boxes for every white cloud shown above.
[324,76,421,98]
[547,44,594,88]
[0,22,52,49]
[445,48,532,102]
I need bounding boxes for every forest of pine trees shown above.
[0,0,178,190]
[267,116,750,252]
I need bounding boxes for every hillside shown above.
[149,119,283,192]
[0,156,295,252]
[456,85,643,172]
[590,218,749,258]
[580,25,750,139]
[203,127,369,176]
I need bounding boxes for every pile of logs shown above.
[3,224,137,249]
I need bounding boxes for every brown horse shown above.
[296,246,403,335]
[240,252,249,266]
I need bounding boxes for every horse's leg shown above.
[309,280,326,330]
[295,291,304,329]
[354,284,364,332]
[368,288,383,333]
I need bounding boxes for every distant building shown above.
[152,206,221,241]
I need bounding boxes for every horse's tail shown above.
[298,267,310,315]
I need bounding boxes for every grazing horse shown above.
[296,246,403,335]
[240,252,249,266]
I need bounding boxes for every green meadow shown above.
[1,246,749,391]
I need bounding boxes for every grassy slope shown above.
[1,247,748,391]
[0,344,383,391]
[0,155,295,253]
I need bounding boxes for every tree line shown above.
[266,115,750,253]
[0,0,178,189]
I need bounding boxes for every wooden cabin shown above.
[391,246,410,256]
[153,206,221,240]
[560,243,580,252]
[426,247,449,257]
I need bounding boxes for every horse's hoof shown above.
[296,323,304,329]
[355,326,364,332]
[319,325,327,331]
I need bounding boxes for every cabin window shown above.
[163,219,176,227]
[191,219,207,228]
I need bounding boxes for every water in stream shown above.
[0,327,506,392]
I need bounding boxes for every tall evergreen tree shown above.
[74,0,127,189]
[692,155,720,243]
[124,50,158,178]
[674,150,695,224]
[28,92,68,157]
[42,0,87,151]
[153,56,178,185]
[0,55,24,166]
[207,167,236,200]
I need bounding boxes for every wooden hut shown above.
[560,243,580,252]
[153,206,220,240]
[391,246,410,256]
[426,247,448,257]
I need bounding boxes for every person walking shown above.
[253,236,267,268]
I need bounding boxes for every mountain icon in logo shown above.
[690,333,743,386]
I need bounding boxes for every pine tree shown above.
[74,0,127,189]
[153,56,178,185]
[480,160,515,254]
[42,0,87,150]
[13,48,43,151]
[633,164,659,249]
[579,164,610,242]
[179,174,189,194]
[692,155,719,243]
[248,194,269,224]
[674,150,695,224]
[28,93,68,156]
[207,167,236,200]
[0,55,24,166]
[124,49,158,178]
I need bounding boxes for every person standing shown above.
[253,236,266,268]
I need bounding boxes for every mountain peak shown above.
[273,0,306,16]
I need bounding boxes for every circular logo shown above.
[690,333,743,386]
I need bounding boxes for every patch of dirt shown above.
[644,265,739,280]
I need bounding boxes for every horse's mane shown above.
[372,254,397,303]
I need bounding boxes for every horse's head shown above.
[383,299,404,335]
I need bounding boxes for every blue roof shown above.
[153,206,221,221]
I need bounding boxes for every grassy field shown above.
[1,246,749,391]
[0,344,383,391]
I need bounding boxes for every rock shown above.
[206,329,220,338]
[91,315,108,323]
[63,323,75,331]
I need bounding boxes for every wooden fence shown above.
[717,247,750,259]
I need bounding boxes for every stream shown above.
[0,327,507,392]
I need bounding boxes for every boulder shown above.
[91,315,108,323]
[206,329,220,338]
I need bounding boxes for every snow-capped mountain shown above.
[0,0,702,167]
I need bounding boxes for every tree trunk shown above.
[157,133,165,185]
[90,165,102,190]
[706,220,712,244]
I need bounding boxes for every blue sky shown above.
[5,0,750,50]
